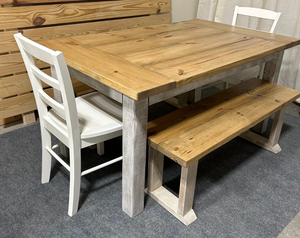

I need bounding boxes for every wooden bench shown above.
[146,78,300,226]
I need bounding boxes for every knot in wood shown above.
[174,147,179,151]
[275,99,280,103]
[247,89,255,95]
[178,69,184,75]
[33,17,46,26]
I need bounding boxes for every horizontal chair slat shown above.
[0,69,82,98]
[0,14,171,54]
[0,81,86,119]
[0,0,171,30]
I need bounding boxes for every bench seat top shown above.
[147,78,300,168]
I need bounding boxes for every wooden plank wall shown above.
[0,0,171,123]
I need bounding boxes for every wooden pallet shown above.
[0,0,171,124]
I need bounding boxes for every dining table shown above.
[40,18,300,218]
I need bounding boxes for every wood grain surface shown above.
[41,19,300,100]
[0,14,171,54]
[0,0,170,29]
[0,0,82,4]
[147,78,300,167]
[0,0,170,121]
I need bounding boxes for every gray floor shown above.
[276,103,300,238]
[1,102,300,237]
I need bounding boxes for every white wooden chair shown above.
[14,33,123,217]
[194,6,281,101]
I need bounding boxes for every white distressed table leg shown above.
[252,51,284,134]
[122,95,148,217]
[51,65,69,158]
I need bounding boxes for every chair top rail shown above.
[232,6,281,33]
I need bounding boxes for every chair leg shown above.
[194,87,202,102]
[41,127,52,184]
[97,142,105,156]
[68,146,81,217]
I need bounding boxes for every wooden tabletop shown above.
[41,19,300,101]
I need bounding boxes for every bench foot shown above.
[146,147,198,226]
[240,130,282,154]
[146,187,197,226]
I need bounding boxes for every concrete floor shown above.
[1,103,300,237]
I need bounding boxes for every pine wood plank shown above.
[188,19,300,47]
[0,0,171,29]
[0,88,53,120]
[0,0,12,4]
[0,30,18,54]
[0,69,82,97]
[41,38,176,100]
[147,78,300,168]
[22,111,36,125]
[73,82,95,96]
[0,14,171,54]
[0,81,85,119]
[0,69,49,97]
[123,32,256,65]
[0,115,22,126]
[0,53,48,77]
[152,38,286,87]
[72,21,199,48]
[95,27,224,57]
[0,0,82,4]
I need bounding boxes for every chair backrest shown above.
[14,33,80,141]
[232,6,281,33]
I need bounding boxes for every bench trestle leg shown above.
[240,106,287,154]
[146,147,198,226]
